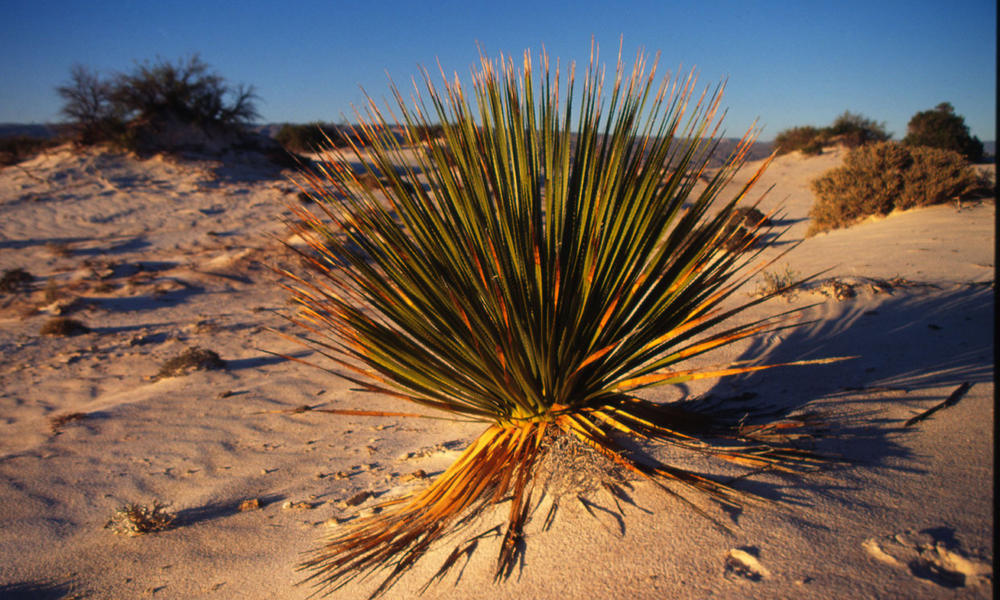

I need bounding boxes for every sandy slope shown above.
[0,144,993,599]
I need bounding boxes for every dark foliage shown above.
[57,56,258,152]
[903,102,985,163]
[773,111,890,155]
[826,111,891,148]
[275,122,348,152]
[0,135,62,166]
[1,267,35,292]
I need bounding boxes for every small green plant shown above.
[104,501,175,536]
[751,265,800,300]
[809,141,980,235]
[285,46,843,597]
[903,102,984,162]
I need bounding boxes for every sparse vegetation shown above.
[751,265,800,300]
[57,55,258,153]
[1,267,34,293]
[0,135,61,166]
[50,412,88,433]
[773,125,825,156]
[774,111,890,155]
[40,317,90,336]
[903,102,985,163]
[155,346,226,379]
[275,122,348,153]
[104,501,175,536]
[808,141,981,235]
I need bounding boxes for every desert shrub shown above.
[774,111,889,156]
[774,126,826,155]
[155,346,226,379]
[809,141,979,234]
[56,65,125,145]
[826,111,890,148]
[1,267,34,293]
[897,146,981,210]
[0,135,61,166]
[275,122,347,152]
[40,317,90,336]
[287,48,840,596]
[903,102,984,163]
[57,56,258,152]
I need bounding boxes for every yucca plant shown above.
[280,46,838,597]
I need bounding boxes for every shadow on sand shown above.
[0,579,78,600]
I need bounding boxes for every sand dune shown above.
[0,144,993,599]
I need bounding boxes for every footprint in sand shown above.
[863,527,992,588]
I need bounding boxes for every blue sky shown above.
[1,0,995,141]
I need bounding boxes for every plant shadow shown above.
[174,494,285,527]
[0,579,78,600]
[704,284,992,469]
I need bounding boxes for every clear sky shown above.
[1,0,995,141]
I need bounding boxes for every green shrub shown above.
[774,111,890,156]
[808,141,980,235]
[287,48,841,597]
[774,125,826,155]
[826,111,891,148]
[275,122,347,152]
[903,102,984,163]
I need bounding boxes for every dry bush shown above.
[750,265,799,300]
[50,412,88,433]
[105,501,175,535]
[0,135,61,166]
[154,346,226,379]
[808,142,980,235]
[1,268,34,293]
[897,146,982,210]
[40,317,90,336]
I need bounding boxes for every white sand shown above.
[0,144,993,599]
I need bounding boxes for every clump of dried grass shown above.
[1,268,35,293]
[154,346,226,379]
[104,501,175,536]
[40,317,91,336]
[750,265,800,301]
[50,412,88,433]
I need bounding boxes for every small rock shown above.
[238,498,261,512]
[401,469,428,482]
